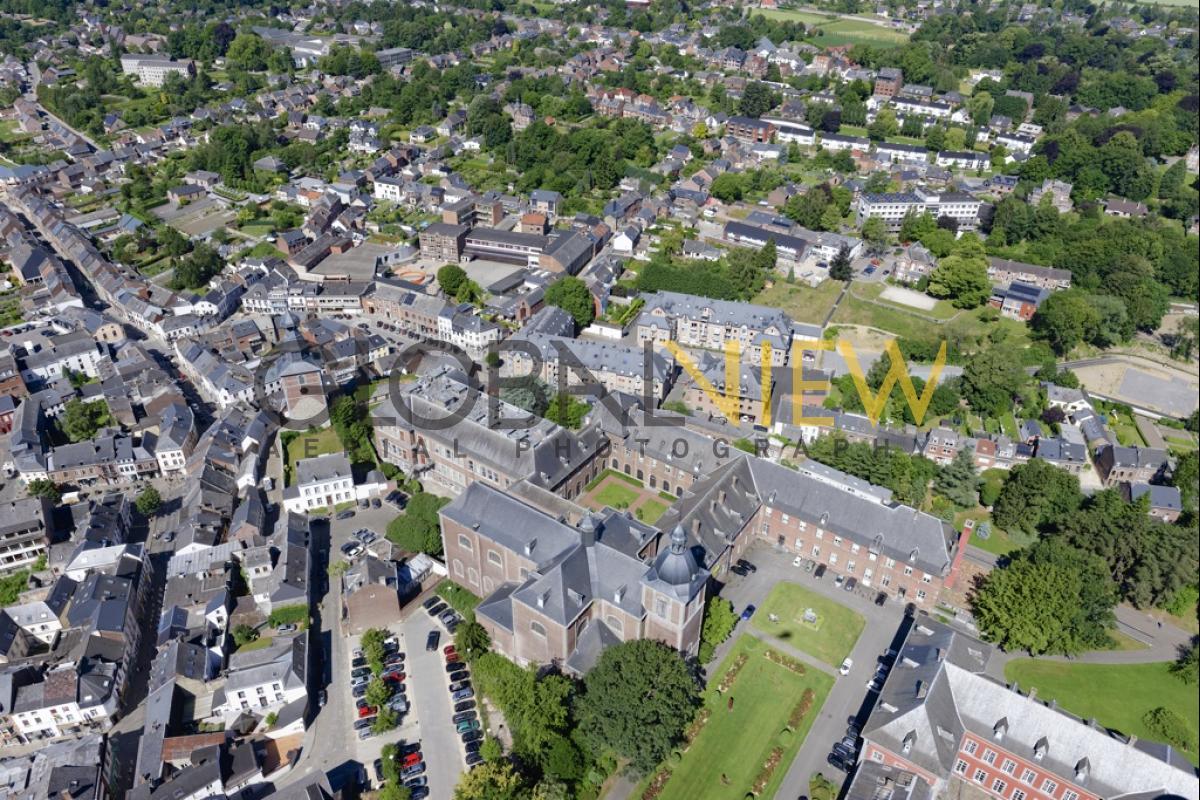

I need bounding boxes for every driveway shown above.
[715,542,911,800]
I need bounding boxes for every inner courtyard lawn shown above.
[655,635,833,800]
[592,481,640,508]
[283,427,344,485]
[1004,660,1199,764]
[752,582,865,666]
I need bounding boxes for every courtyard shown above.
[752,582,866,667]
[282,427,344,485]
[647,635,834,800]
[580,470,673,525]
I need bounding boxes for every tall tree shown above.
[972,539,1117,655]
[829,244,852,281]
[927,235,990,308]
[576,640,699,774]
[935,448,978,509]
[991,459,1082,535]
[960,347,1028,416]
[544,276,595,329]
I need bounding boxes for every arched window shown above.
[529,621,547,637]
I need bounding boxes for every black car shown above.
[874,592,887,607]
[427,602,447,617]
[449,669,469,683]
[736,559,757,573]
[461,730,483,744]
[845,577,858,592]
[399,741,423,756]
[336,509,355,521]
[465,739,483,754]
[411,788,430,800]
[421,596,440,611]
[444,661,463,673]
[425,630,440,651]
[449,679,471,693]
[374,759,385,782]
[465,753,484,767]
[447,618,461,634]
[729,564,748,577]
[353,717,374,730]
[454,700,476,713]
[827,753,852,771]
[814,563,827,579]
[453,711,477,724]
[352,684,367,698]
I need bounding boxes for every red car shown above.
[443,645,457,656]
[383,671,406,683]
[401,752,423,768]
[445,653,461,664]
[358,705,377,718]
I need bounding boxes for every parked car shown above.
[353,717,374,730]
[814,563,827,579]
[404,776,428,789]
[439,609,460,626]
[844,577,857,592]
[351,666,371,679]
[834,574,845,587]
[792,555,803,567]
[443,645,458,656]
[740,604,756,622]
[449,680,471,693]
[358,705,377,718]
[426,630,440,651]
[461,730,483,744]
[352,684,367,699]
[318,689,327,707]
[401,753,423,768]
[874,592,887,607]
[466,753,484,767]
[401,763,426,779]
[456,719,481,733]
[336,509,355,520]
[358,728,375,740]
[411,788,430,800]
[399,742,422,756]
[839,658,853,676]
[444,661,462,673]
[276,623,297,634]
[454,700,476,713]
[452,688,475,702]
[449,669,469,683]
[374,759,386,783]
[447,618,461,634]
[426,602,447,617]
[736,559,757,573]
[372,498,381,508]
[340,541,359,556]
[453,711,477,724]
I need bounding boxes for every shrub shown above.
[267,604,308,628]
[1143,706,1195,751]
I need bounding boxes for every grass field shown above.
[752,582,865,666]
[755,280,844,326]
[831,294,1034,355]
[593,481,640,508]
[757,8,910,47]
[654,635,833,800]
[1004,660,1199,765]
[637,498,669,525]
[236,634,274,654]
[283,427,344,485]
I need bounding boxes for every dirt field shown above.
[880,285,938,310]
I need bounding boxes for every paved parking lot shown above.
[401,610,468,800]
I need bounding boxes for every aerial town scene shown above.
[0,0,1197,798]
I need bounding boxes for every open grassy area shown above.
[654,635,834,800]
[283,427,344,485]
[757,8,910,47]
[437,581,481,620]
[593,481,641,508]
[236,635,274,654]
[754,280,844,326]
[636,498,669,525]
[752,582,865,666]
[832,295,1033,354]
[1004,660,1199,765]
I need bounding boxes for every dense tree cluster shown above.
[805,434,938,506]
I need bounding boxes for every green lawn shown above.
[754,280,844,326]
[757,9,910,47]
[283,427,344,485]
[585,468,643,492]
[655,635,833,800]
[636,498,669,525]
[831,295,1033,356]
[1004,660,1199,765]
[237,635,274,654]
[752,582,865,666]
[999,412,1019,439]
[593,481,641,508]
[437,582,481,621]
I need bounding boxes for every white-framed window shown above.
[992,779,1007,794]
[973,770,988,784]
[1012,791,1026,800]
[1062,792,1078,800]
[487,550,502,567]
[457,534,473,551]
[1042,780,1058,794]
[1002,759,1016,775]
[1020,770,1036,785]
[904,565,913,576]
[983,750,996,765]
[955,760,968,774]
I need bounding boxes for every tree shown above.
[972,539,1117,655]
[455,620,491,661]
[960,347,1027,417]
[861,217,887,254]
[480,736,504,762]
[362,628,389,674]
[453,760,526,800]
[380,785,413,800]
[544,276,594,329]
[577,640,699,774]
[1031,290,1101,355]
[991,459,1082,536]
[225,32,269,71]
[709,172,745,202]
[829,244,852,281]
[544,393,590,430]
[233,624,259,647]
[135,486,162,517]
[1171,641,1199,685]
[698,596,737,663]
[438,264,468,296]
[386,491,450,556]
[60,398,112,443]
[26,479,61,504]
[366,677,393,709]
[927,236,990,308]
[1172,451,1198,512]
[372,706,399,733]
[935,449,978,509]
[1143,707,1195,751]
[738,81,775,118]
[1055,490,1198,609]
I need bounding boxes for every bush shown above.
[698,597,738,663]
[232,624,259,647]
[267,605,308,628]
[1143,706,1195,751]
